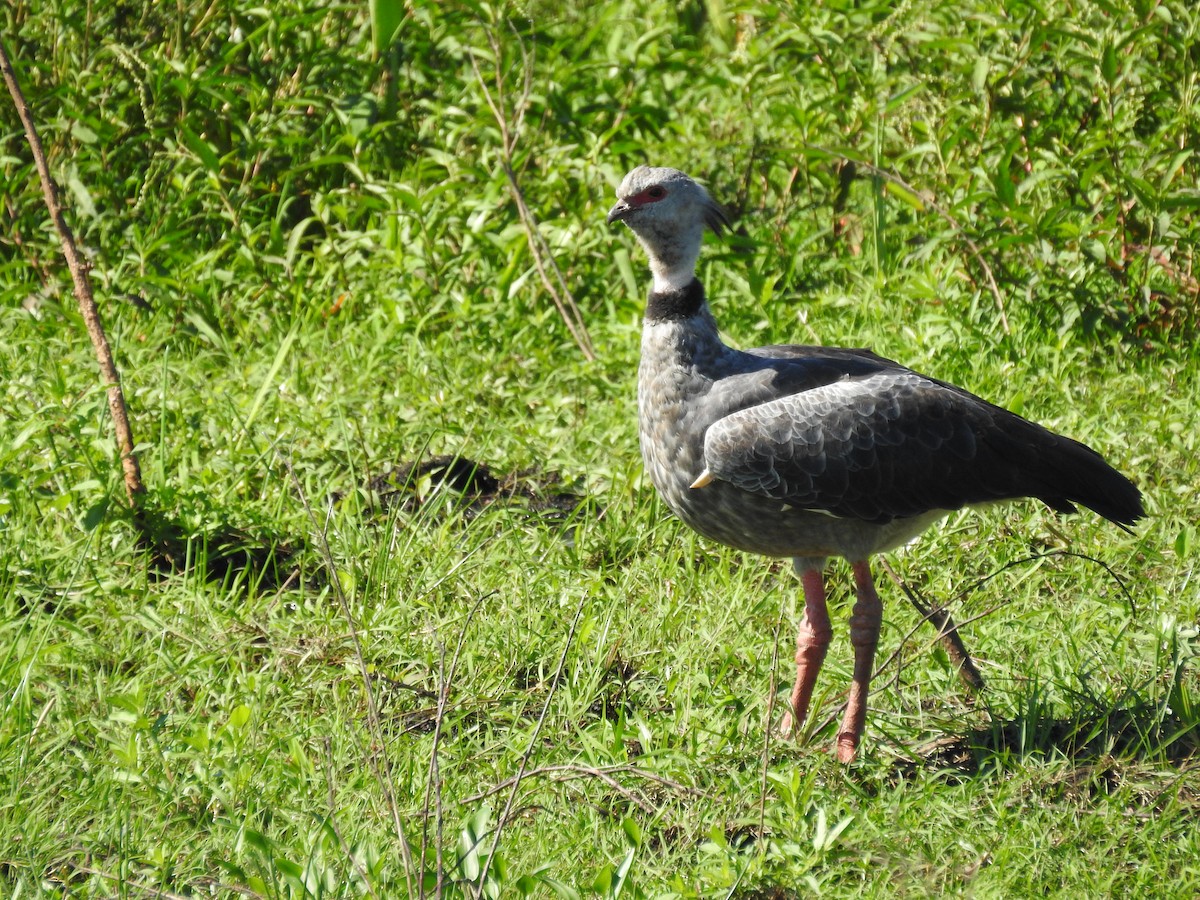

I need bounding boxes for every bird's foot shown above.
[779,710,797,738]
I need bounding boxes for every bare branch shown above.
[461,762,705,807]
[880,558,985,692]
[808,145,1012,335]
[59,857,264,899]
[468,31,596,361]
[477,597,586,893]
[282,456,417,895]
[761,605,786,836]
[421,590,492,899]
[323,737,381,900]
[0,36,146,506]
[950,549,1136,617]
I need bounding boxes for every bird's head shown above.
[607,166,728,293]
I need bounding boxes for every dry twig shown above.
[468,26,595,361]
[761,605,786,836]
[476,597,587,894]
[282,457,417,895]
[0,37,146,506]
[57,857,263,899]
[421,590,492,900]
[880,558,986,692]
[808,145,1012,335]
[462,762,705,807]
[323,737,381,900]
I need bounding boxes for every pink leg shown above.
[837,560,883,763]
[781,566,833,736]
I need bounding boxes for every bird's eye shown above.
[647,186,666,198]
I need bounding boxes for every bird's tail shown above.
[1029,431,1144,529]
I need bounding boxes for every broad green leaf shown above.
[621,816,643,848]
[179,124,220,174]
[613,846,635,894]
[1176,527,1192,559]
[885,180,925,211]
[592,864,613,894]
[232,328,297,452]
[1100,41,1119,84]
[971,55,990,93]
[66,165,97,219]
[228,703,252,729]
[537,875,582,900]
[83,499,108,530]
[370,0,406,57]
[71,121,98,143]
[1159,149,1194,193]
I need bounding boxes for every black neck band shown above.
[645,279,705,321]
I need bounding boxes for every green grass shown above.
[2,0,1199,896]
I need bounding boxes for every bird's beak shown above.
[606,200,632,225]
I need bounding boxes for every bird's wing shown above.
[701,366,1049,523]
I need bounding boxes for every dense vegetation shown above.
[2,0,1198,896]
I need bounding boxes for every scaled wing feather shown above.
[702,369,1007,523]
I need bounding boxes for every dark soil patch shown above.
[897,705,1200,780]
[139,508,313,594]
[586,651,642,724]
[119,455,584,597]
[363,454,585,522]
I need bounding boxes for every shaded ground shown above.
[137,454,585,593]
[363,454,584,521]
[897,701,1200,778]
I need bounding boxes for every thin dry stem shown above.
[323,737,381,900]
[61,857,262,899]
[761,605,786,836]
[872,550,1136,725]
[482,765,658,817]
[420,590,492,900]
[880,557,985,692]
[462,762,705,803]
[0,37,146,506]
[949,549,1136,617]
[468,28,595,361]
[809,144,1012,335]
[476,597,586,894]
[282,457,416,895]
[461,763,705,814]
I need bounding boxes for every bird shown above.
[607,165,1144,763]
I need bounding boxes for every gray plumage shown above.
[611,166,1141,560]
[608,164,1144,761]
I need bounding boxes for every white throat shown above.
[650,259,698,293]
[631,213,706,294]
[646,237,701,293]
